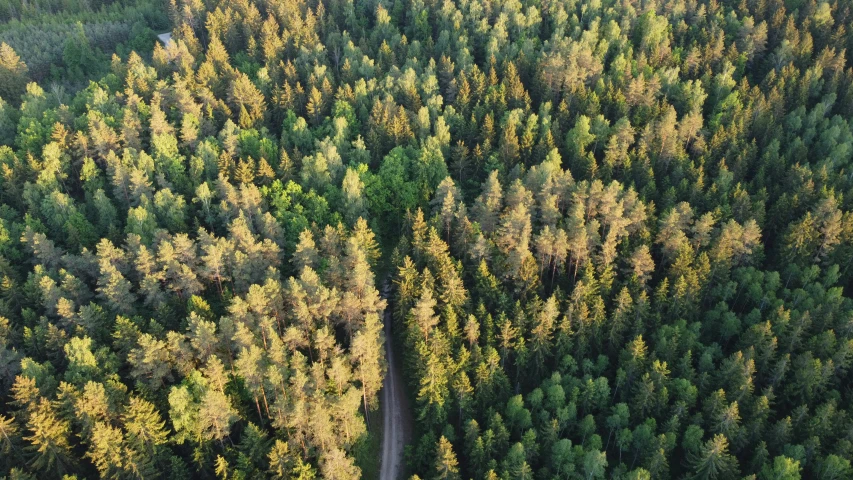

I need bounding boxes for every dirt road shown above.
[380,281,407,480]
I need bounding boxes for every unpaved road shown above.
[380,281,408,480]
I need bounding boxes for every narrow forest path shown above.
[379,279,409,480]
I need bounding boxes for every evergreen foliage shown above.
[0,0,852,477]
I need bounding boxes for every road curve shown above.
[380,281,406,480]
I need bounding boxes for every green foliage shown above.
[0,0,852,478]
[0,0,167,83]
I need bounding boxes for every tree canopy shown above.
[1,0,853,477]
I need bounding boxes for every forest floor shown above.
[380,279,411,480]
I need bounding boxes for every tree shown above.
[688,434,739,480]
[306,86,326,127]
[199,389,239,445]
[473,171,503,233]
[268,439,297,478]
[235,345,269,419]
[342,167,367,224]
[229,73,266,129]
[24,398,74,475]
[0,43,29,105]
[603,117,634,173]
[87,421,139,479]
[320,447,361,480]
[605,403,630,449]
[500,120,520,167]
[629,245,655,288]
[62,23,104,82]
[760,456,801,480]
[411,274,440,335]
[351,313,385,415]
[129,334,174,390]
[0,413,21,467]
[293,229,319,272]
[816,454,851,480]
[199,232,233,297]
[96,257,137,315]
[124,396,168,460]
[567,115,596,176]
[530,295,558,374]
[169,377,204,446]
[431,177,459,242]
[583,450,607,480]
[434,436,461,480]
[416,332,451,426]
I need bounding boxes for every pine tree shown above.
[342,167,367,224]
[0,43,29,105]
[306,86,325,126]
[229,73,267,129]
[688,434,739,480]
[433,436,461,480]
[199,388,238,444]
[320,446,361,480]
[129,333,174,390]
[472,171,503,234]
[499,121,520,167]
[86,422,130,478]
[24,398,74,475]
[0,413,21,466]
[412,282,440,342]
[432,177,459,242]
[124,396,168,459]
[351,313,385,414]
[293,229,319,272]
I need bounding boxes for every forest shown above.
[0,0,852,478]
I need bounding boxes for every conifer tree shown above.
[24,398,74,475]
[0,43,29,105]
